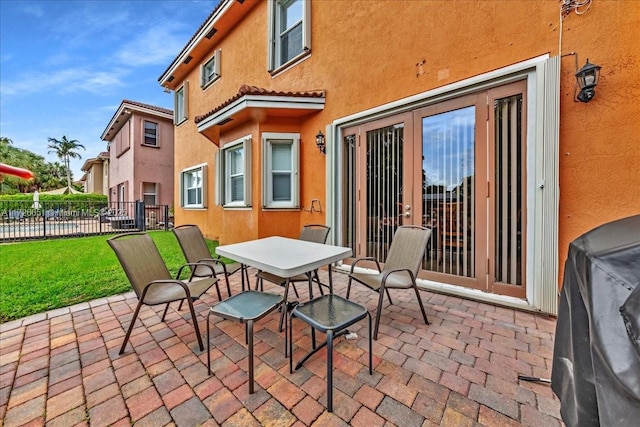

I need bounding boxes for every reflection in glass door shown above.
[421,106,476,279]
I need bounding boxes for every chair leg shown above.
[177,300,184,312]
[373,288,386,340]
[224,275,232,298]
[288,310,294,370]
[248,320,255,394]
[346,277,353,299]
[161,302,171,321]
[367,312,373,374]
[327,330,334,412]
[413,283,429,325]
[120,299,144,354]
[207,311,212,374]
[214,282,222,301]
[385,289,393,305]
[186,298,204,351]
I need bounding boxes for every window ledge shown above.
[269,50,311,78]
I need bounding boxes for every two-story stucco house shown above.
[79,151,109,195]
[100,100,175,209]
[157,0,639,315]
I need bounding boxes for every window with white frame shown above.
[216,136,251,208]
[174,82,189,124]
[142,182,157,205]
[201,49,221,88]
[143,121,158,146]
[181,164,207,208]
[262,133,299,208]
[267,0,311,72]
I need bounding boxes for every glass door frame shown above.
[413,93,488,290]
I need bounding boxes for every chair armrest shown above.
[380,268,416,288]
[176,262,217,281]
[349,257,382,274]
[140,279,194,302]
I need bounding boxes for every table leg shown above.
[328,265,334,294]
[241,264,246,292]
[278,279,291,332]
[248,319,254,394]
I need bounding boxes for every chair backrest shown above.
[299,224,331,244]
[173,224,211,264]
[383,226,432,276]
[107,233,172,298]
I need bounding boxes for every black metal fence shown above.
[0,201,172,242]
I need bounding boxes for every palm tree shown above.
[47,136,85,189]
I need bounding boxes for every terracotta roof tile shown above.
[122,99,173,116]
[194,85,325,124]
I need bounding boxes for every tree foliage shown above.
[0,136,78,194]
[47,136,85,189]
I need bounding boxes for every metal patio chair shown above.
[173,224,248,298]
[108,232,219,354]
[346,225,432,339]
[255,224,331,298]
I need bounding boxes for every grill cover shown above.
[552,215,640,427]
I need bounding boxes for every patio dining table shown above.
[216,236,353,328]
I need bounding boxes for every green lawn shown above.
[0,231,219,323]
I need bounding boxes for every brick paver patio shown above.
[0,268,563,426]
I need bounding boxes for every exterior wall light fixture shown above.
[575,59,601,102]
[315,131,326,154]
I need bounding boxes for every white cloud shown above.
[115,25,190,67]
[16,3,45,18]
[0,67,128,97]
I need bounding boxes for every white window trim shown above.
[174,81,189,125]
[200,49,221,89]
[262,132,299,209]
[142,182,158,205]
[216,136,252,208]
[143,120,159,147]
[181,163,207,209]
[267,0,311,74]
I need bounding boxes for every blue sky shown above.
[0,0,217,180]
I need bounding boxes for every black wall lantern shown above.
[575,59,601,102]
[315,130,326,154]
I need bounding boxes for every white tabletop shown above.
[216,236,352,278]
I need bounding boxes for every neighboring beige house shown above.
[100,100,174,207]
[79,151,109,195]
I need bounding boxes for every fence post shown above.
[135,201,146,231]
[41,201,47,239]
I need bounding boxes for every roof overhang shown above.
[80,153,109,172]
[196,94,325,134]
[101,100,173,141]
[158,0,259,90]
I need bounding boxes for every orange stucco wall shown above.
[172,1,639,285]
